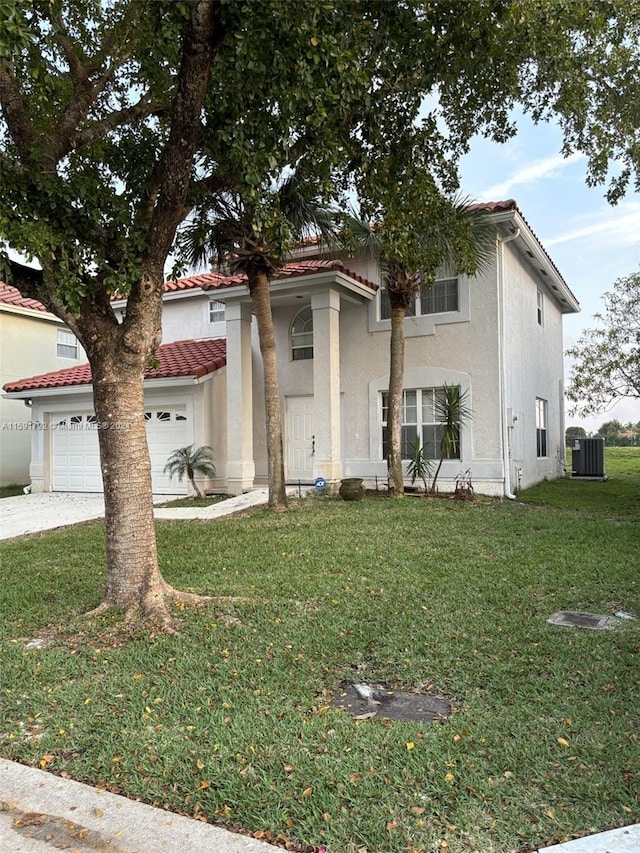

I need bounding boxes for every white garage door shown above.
[52,407,191,493]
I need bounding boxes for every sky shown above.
[457,113,640,434]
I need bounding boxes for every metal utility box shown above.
[571,437,605,478]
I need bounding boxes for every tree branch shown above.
[142,1,221,271]
[55,96,165,160]
[0,62,45,164]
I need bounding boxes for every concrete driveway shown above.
[0,492,177,540]
[0,488,280,540]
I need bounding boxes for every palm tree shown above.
[180,176,336,509]
[164,445,216,498]
[340,195,494,497]
[430,384,472,494]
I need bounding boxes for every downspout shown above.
[497,228,520,499]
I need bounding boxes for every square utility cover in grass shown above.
[1,448,639,853]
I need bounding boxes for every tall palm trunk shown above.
[247,269,287,509]
[387,295,407,496]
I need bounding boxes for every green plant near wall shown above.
[406,436,432,492]
[431,384,472,494]
[163,445,215,499]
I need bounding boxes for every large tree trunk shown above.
[86,317,210,629]
[248,271,287,509]
[387,299,406,496]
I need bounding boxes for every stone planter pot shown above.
[339,477,365,501]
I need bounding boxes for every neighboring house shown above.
[2,200,580,497]
[0,283,86,486]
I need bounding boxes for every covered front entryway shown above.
[286,396,315,482]
[52,407,191,493]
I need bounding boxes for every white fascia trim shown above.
[490,210,580,314]
[211,270,376,303]
[3,385,95,401]
[0,303,64,324]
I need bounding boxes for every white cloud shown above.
[543,201,640,249]
[479,151,586,200]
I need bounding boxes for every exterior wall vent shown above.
[571,438,605,478]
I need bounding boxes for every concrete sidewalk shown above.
[0,758,273,852]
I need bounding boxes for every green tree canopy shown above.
[566,270,640,417]
[565,425,588,445]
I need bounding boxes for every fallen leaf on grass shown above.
[557,737,570,747]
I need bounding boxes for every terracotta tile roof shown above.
[0,281,49,313]
[197,258,378,293]
[3,338,226,394]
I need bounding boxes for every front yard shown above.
[0,449,638,853]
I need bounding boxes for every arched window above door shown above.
[291,306,313,360]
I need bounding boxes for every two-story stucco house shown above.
[0,283,86,486]
[2,200,580,497]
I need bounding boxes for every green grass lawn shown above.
[0,483,27,498]
[1,450,638,853]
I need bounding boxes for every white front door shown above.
[287,396,314,482]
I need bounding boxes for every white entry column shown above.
[225,299,255,494]
[311,288,342,490]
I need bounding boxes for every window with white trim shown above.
[536,397,548,457]
[537,289,544,326]
[380,277,459,321]
[291,306,313,360]
[208,299,225,323]
[381,388,460,460]
[57,329,78,359]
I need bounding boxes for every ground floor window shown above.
[381,388,460,460]
[536,397,548,457]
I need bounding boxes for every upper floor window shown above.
[380,277,459,320]
[536,397,548,457]
[208,299,225,323]
[537,289,544,326]
[291,306,313,360]
[57,329,78,359]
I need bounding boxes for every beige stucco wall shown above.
[264,241,569,496]
[0,308,86,486]
[271,259,508,494]
[159,292,225,344]
[501,243,567,490]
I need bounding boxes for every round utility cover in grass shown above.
[331,683,451,723]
